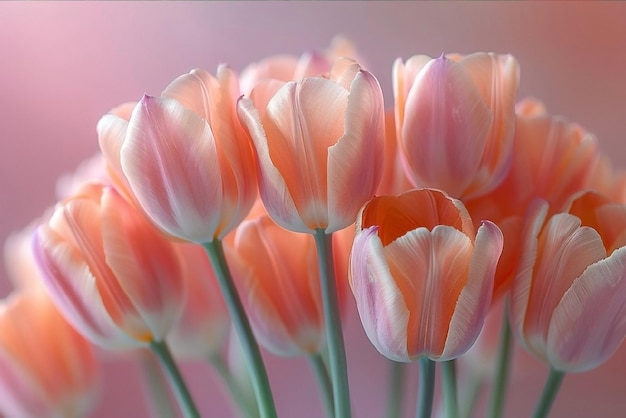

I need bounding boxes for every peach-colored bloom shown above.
[0,289,98,418]
[227,213,326,356]
[465,99,600,299]
[112,66,257,244]
[511,194,626,372]
[239,36,363,95]
[167,242,230,359]
[376,109,413,196]
[238,58,385,233]
[350,189,503,361]
[394,53,518,199]
[33,183,184,350]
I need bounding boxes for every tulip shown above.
[227,214,325,356]
[117,66,257,244]
[350,188,503,361]
[511,193,626,372]
[167,242,230,360]
[239,35,363,95]
[0,289,98,418]
[394,53,518,199]
[238,58,385,234]
[33,183,184,350]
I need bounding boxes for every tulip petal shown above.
[350,226,410,361]
[34,227,139,350]
[238,96,305,232]
[524,212,606,357]
[548,246,626,372]
[401,56,492,197]
[100,189,183,342]
[441,221,502,360]
[121,95,223,243]
[327,70,385,232]
[385,226,473,359]
[264,79,347,229]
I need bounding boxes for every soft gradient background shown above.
[1,2,626,417]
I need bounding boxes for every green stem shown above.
[209,355,259,418]
[441,360,459,418]
[459,371,483,418]
[532,369,565,418]
[417,357,436,418]
[203,240,277,418]
[150,340,200,418]
[386,361,407,418]
[486,301,513,418]
[309,353,335,418]
[139,349,177,418]
[314,229,352,418]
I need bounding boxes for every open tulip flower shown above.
[238,57,385,234]
[394,53,518,200]
[350,188,503,362]
[0,289,99,418]
[512,193,626,373]
[33,183,185,350]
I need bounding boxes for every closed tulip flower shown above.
[117,66,257,244]
[238,58,385,234]
[350,189,502,362]
[350,188,503,361]
[0,289,98,418]
[33,183,185,350]
[512,193,626,372]
[394,53,518,199]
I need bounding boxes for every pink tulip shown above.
[33,183,184,350]
[350,188,503,361]
[116,66,257,244]
[238,58,385,233]
[511,193,626,372]
[239,35,363,95]
[394,53,518,199]
[167,242,230,359]
[0,289,98,418]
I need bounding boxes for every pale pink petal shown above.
[97,112,131,194]
[510,200,549,344]
[384,226,472,359]
[548,246,626,372]
[33,227,140,350]
[441,221,502,359]
[392,55,432,143]
[524,213,606,358]
[350,226,410,362]
[237,96,305,232]
[401,56,493,197]
[162,68,219,120]
[327,70,385,232]
[121,95,223,243]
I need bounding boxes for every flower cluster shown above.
[1,36,626,418]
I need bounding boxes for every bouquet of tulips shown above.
[1,36,625,418]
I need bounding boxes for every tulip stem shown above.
[209,354,259,418]
[314,229,352,418]
[386,360,407,418]
[139,349,177,418]
[486,300,513,418]
[532,369,565,418]
[417,357,436,418]
[203,240,277,418]
[309,353,335,418]
[150,340,200,418]
[441,360,459,418]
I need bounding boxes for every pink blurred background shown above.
[1,2,626,417]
